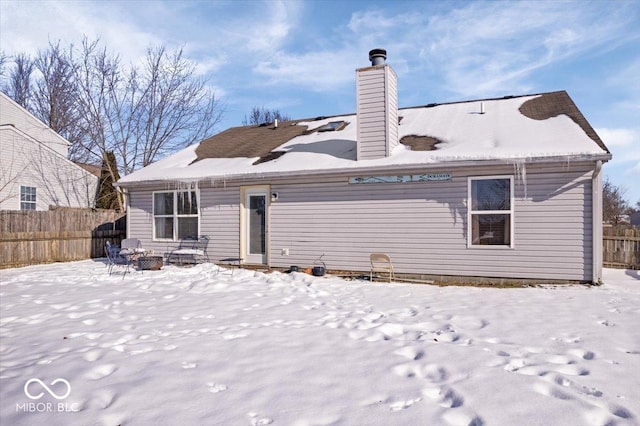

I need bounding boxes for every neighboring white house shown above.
[0,92,99,211]
[116,49,611,284]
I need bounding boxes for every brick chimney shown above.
[356,48,398,160]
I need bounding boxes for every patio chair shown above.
[119,238,144,257]
[370,253,394,282]
[105,240,132,278]
[166,235,210,265]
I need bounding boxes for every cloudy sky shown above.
[1,0,639,203]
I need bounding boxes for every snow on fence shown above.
[0,207,125,269]
[603,226,640,270]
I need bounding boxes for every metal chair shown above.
[119,238,143,257]
[370,253,394,282]
[105,240,131,278]
[166,235,210,265]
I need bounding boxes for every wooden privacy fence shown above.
[0,208,125,269]
[603,227,640,270]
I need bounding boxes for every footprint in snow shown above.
[248,412,273,425]
[181,361,197,369]
[422,385,464,408]
[207,382,227,393]
[567,348,596,360]
[92,389,117,409]
[84,364,117,380]
[83,349,103,362]
[389,397,422,411]
[393,346,424,360]
[223,332,249,340]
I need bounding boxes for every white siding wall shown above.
[386,66,399,154]
[125,162,595,281]
[0,127,98,210]
[0,93,69,157]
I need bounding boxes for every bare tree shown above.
[32,42,85,160]
[603,177,630,224]
[7,53,34,108]
[242,106,290,125]
[73,39,224,210]
[0,51,6,77]
[3,39,224,212]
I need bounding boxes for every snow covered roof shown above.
[117,91,610,186]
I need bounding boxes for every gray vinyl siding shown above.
[127,186,240,260]
[125,162,595,282]
[356,65,398,160]
[268,163,593,281]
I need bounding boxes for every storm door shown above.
[243,188,268,264]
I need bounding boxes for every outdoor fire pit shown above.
[138,256,163,271]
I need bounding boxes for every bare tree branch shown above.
[242,106,290,126]
[7,53,34,108]
[603,177,630,224]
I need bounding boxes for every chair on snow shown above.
[166,235,210,265]
[119,238,144,258]
[105,240,132,278]
[370,253,394,282]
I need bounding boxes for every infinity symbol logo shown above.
[24,378,71,400]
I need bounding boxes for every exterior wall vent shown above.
[356,48,398,160]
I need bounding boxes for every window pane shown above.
[471,214,511,245]
[20,186,36,202]
[177,191,198,215]
[472,179,510,211]
[249,195,266,255]
[177,217,198,240]
[20,202,36,210]
[154,217,174,239]
[154,193,174,215]
[20,186,36,210]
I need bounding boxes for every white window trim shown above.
[152,190,200,241]
[20,185,37,210]
[467,175,514,249]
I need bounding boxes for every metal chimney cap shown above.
[369,48,387,65]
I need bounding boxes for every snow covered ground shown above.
[1,261,638,426]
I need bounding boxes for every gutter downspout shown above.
[592,160,603,284]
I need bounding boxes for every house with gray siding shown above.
[0,92,99,211]
[116,49,611,284]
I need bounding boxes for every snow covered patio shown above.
[1,262,638,426]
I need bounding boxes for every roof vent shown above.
[369,48,387,66]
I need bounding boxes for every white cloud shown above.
[253,49,357,90]
[597,127,640,186]
[409,2,640,97]
[596,128,638,148]
[0,0,160,66]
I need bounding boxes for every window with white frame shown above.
[468,176,513,247]
[153,190,199,240]
[20,186,37,210]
